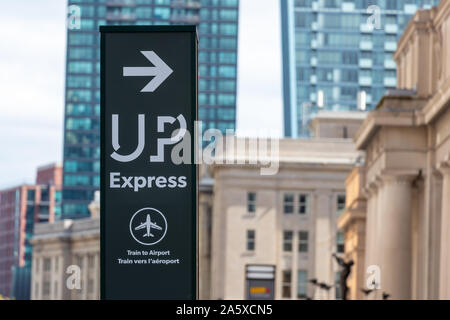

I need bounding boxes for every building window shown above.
[298,231,309,253]
[247,230,255,251]
[283,194,294,214]
[337,195,346,216]
[247,192,256,213]
[282,270,292,298]
[297,270,308,298]
[298,194,308,215]
[43,281,50,297]
[283,231,293,252]
[337,231,345,253]
[27,189,35,201]
[76,255,83,269]
[43,258,51,272]
[88,279,94,294]
[88,255,95,269]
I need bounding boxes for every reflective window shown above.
[246,230,255,251]
[283,231,293,252]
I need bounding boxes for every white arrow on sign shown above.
[123,51,173,92]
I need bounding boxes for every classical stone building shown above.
[201,112,365,300]
[30,193,100,300]
[199,165,214,300]
[337,166,367,300]
[339,1,450,300]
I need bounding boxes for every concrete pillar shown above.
[363,184,377,291]
[378,175,413,300]
[438,163,450,299]
[354,220,366,300]
[429,171,443,299]
[314,191,331,300]
[374,179,385,279]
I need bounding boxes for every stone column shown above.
[374,178,385,278]
[314,191,332,300]
[377,175,413,300]
[439,162,450,299]
[364,184,377,283]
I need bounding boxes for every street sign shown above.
[100,26,198,300]
[246,265,275,300]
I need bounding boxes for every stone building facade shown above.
[202,112,365,300]
[30,193,100,300]
[339,1,450,300]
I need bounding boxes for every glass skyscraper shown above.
[63,0,239,218]
[281,0,440,137]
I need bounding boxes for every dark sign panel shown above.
[246,265,275,300]
[100,26,198,300]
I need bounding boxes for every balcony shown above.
[384,77,397,87]
[170,14,200,24]
[171,1,201,9]
[404,4,418,14]
[360,41,373,51]
[341,2,355,12]
[385,24,398,34]
[359,77,372,86]
[106,0,136,6]
[384,42,397,52]
[384,60,396,69]
[359,59,373,69]
[360,24,374,33]
[106,12,136,21]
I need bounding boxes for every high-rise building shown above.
[0,163,62,299]
[281,0,440,137]
[63,0,239,218]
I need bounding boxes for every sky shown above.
[0,0,283,188]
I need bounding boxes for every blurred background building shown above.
[2,0,449,301]
[339,0,450,300]
[62,0,239,218]
[199,113,365,300]
[281,0,440,138]
[31,192,100,300]
[0,163,62,299]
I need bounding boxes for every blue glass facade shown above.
[63,0,239,218]
[281,0,440,137]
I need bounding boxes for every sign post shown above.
[100,26,198,300]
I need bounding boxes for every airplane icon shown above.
[134,214,162,237]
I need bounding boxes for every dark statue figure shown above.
[332,253,354,300]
